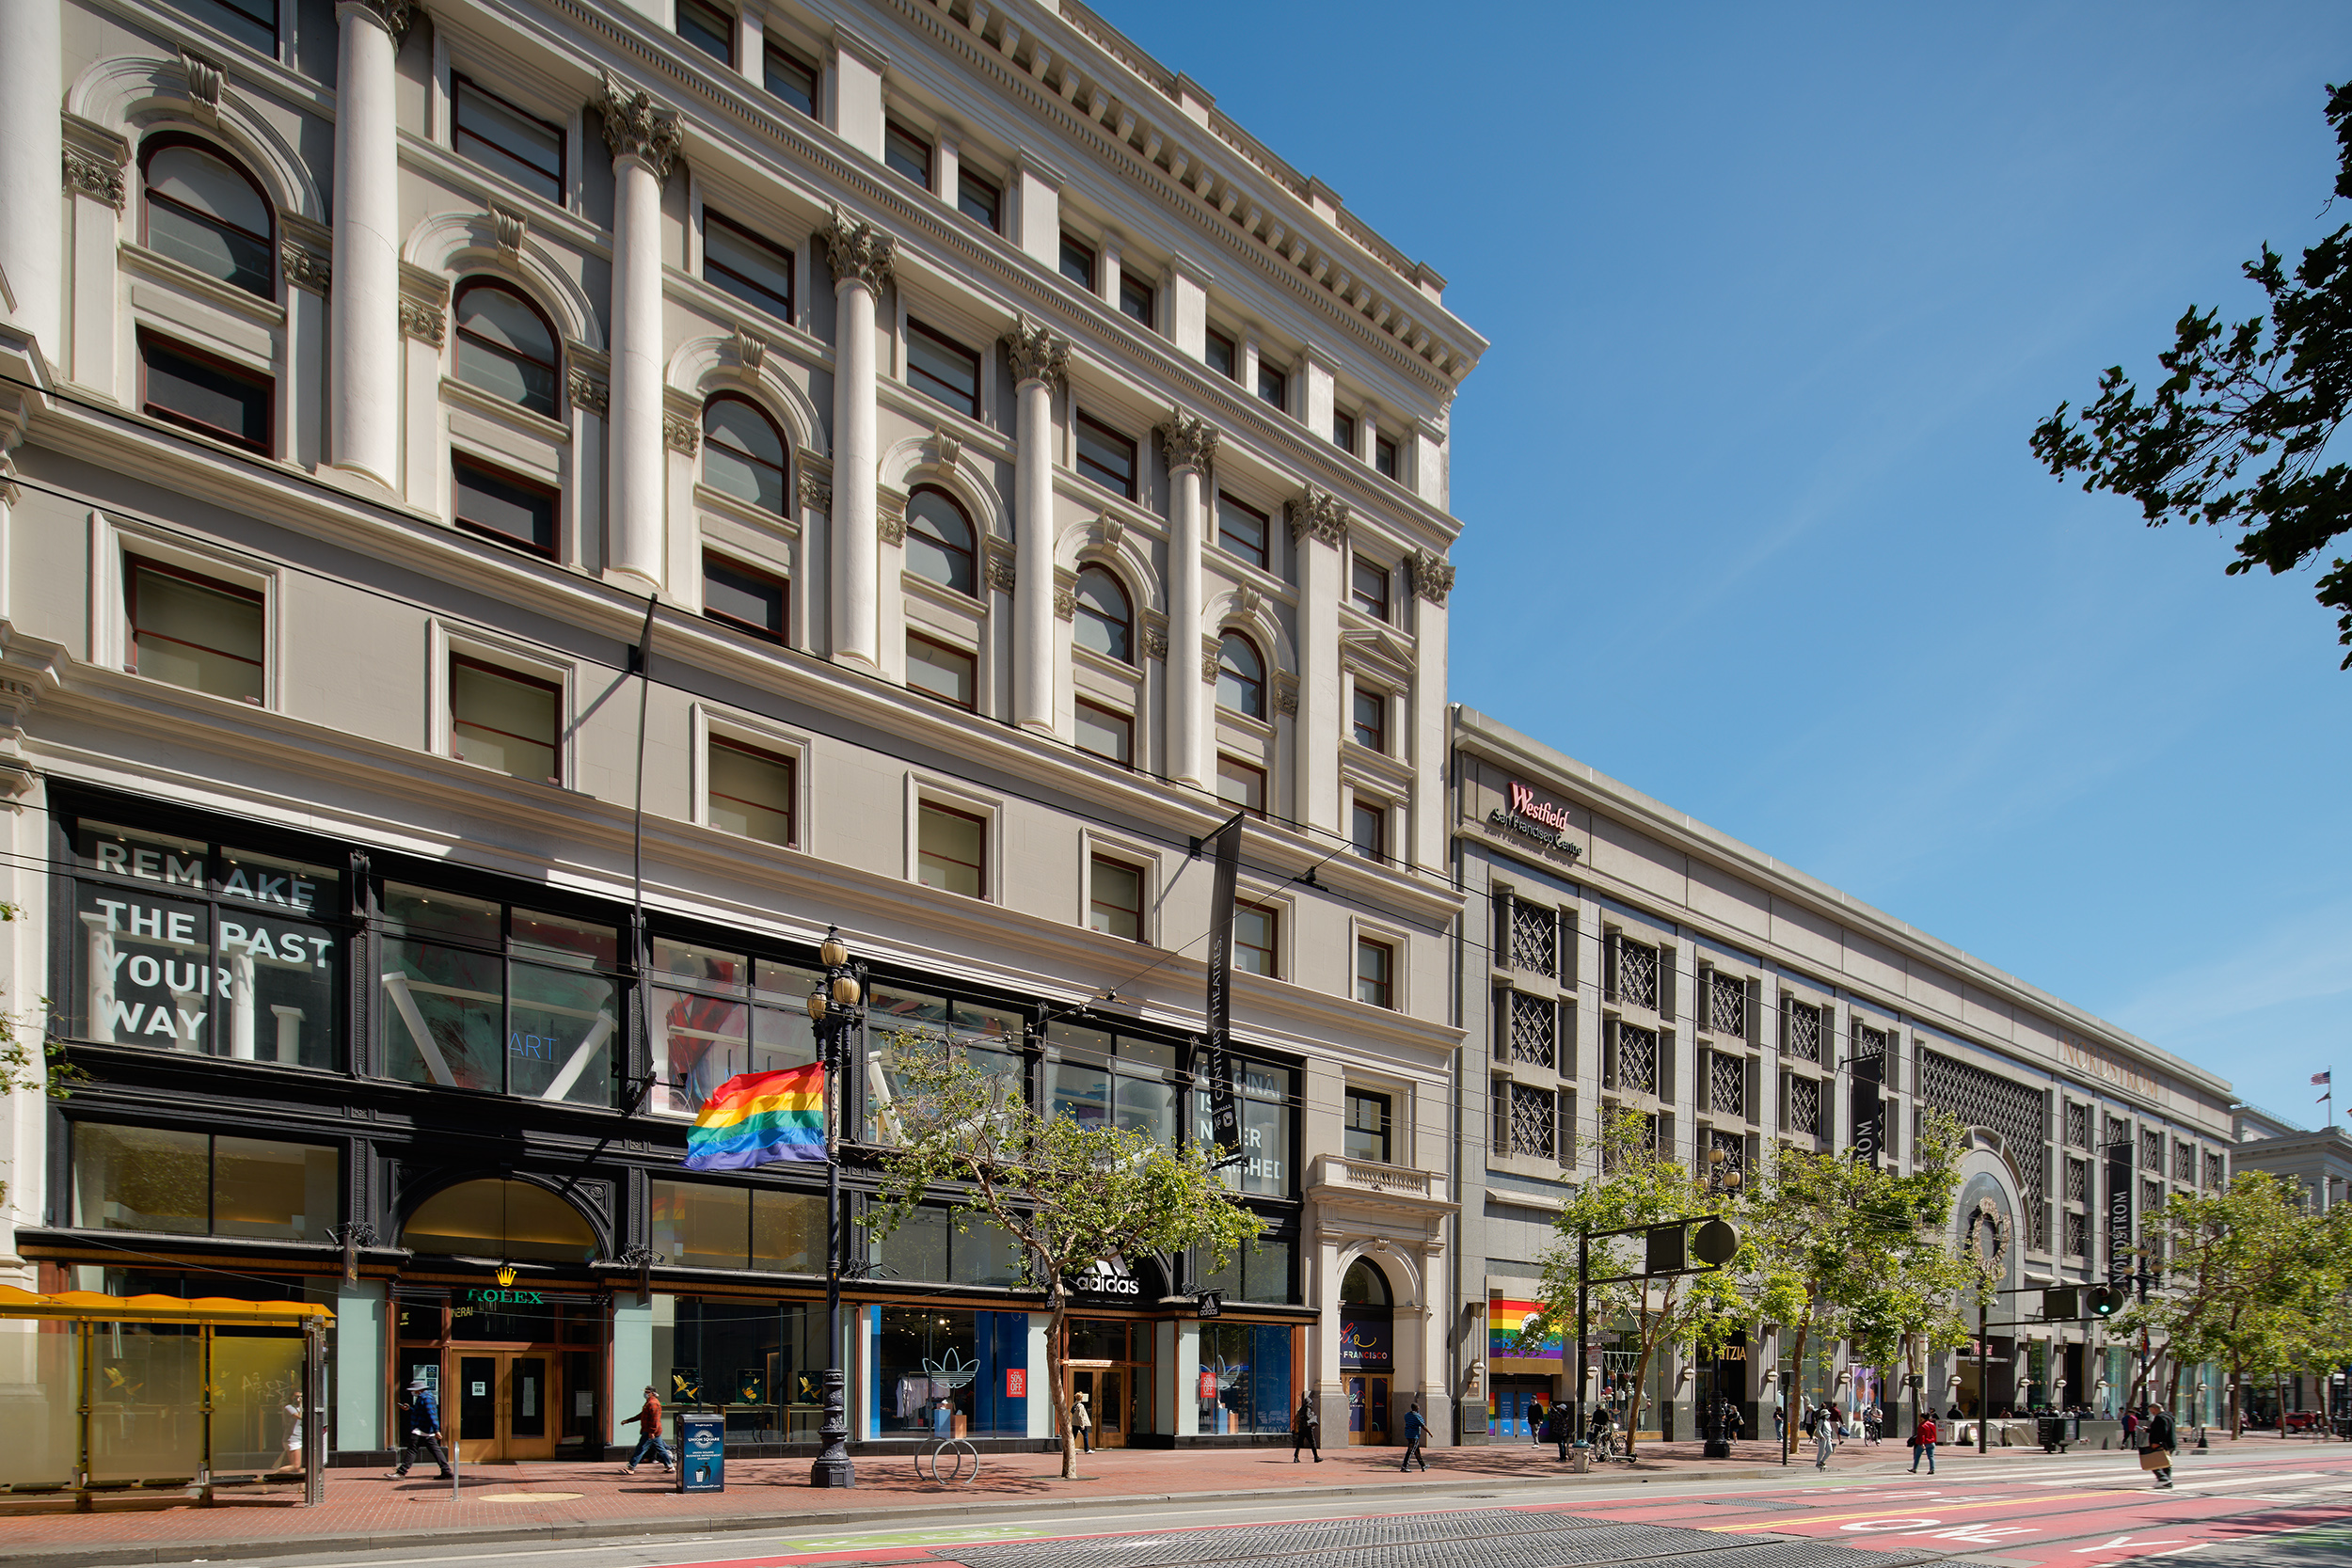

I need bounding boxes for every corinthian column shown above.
[1157,411,1217,788]
[329,0,410,488]
[597,72,680,586]
[1003,315,1069,733]
[1287,486,1349,833]
[818,205,894,670]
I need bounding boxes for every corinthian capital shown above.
[1285,484,1350,548]
[1409,547,1456,607]
[341,0,414,40]
[1157,410,1218,475]
[596,71,682,179]
[1001,314,1070,389]
[818,203,896,293]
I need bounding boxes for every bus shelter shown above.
[0,1286,331,1507]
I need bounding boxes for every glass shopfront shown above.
[652,1295,824,1443]
[1198,1322,1295,1434]
[395,1287,605,1463]
[872,1307,1028,1437]
[1065,1318,1155,1447]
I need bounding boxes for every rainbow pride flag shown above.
[683,1063,826,1171]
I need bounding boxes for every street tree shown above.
[2030,80,2352,668]
[1737,1108,1974,1463]
[863,1032,1262,1479]
[1521,1109,1748,1456]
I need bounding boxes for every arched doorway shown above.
[396,1179,604,1464]
[1340,1257,1395,1445]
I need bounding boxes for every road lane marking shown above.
[2169,1470,2324,1489]
[1702,1489,2118,1529]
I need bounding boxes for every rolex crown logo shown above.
[494,1263,517,1288]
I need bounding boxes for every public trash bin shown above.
[2037,1415,2075,1454]
[678,1412,725,1491]
[1571,1441,1591,1475]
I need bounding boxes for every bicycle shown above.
[916,1434,980,1487]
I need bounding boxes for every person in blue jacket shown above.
[1399,1398,1429,1471]
[391,1378,453,1480]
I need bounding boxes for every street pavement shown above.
[3,1436,2349,1568]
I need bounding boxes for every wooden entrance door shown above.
[455,1353,558,1462]
[1093,1370,1127,1449]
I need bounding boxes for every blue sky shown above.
[1111,1,2352,1126]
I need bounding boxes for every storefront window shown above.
[650,1177,823,1273]
[863,985,1025,1142]
[398,1177,600,1262]
[649,939,822,1117]
[1192,1057,1297,1196]
[378,884,618,1105]
[1196,1235,1295,1304]
[1046,1024,1181,1146]
[873,1307,1028,1436]
[866,1203,1027,1286]
[61,817,344,1068]
[70,1123,337,1243]
[653,1296,825,1443]
[1198,1323,1292,1434]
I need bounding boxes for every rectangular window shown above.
[1216,754,1265,816]
[1216,492,1269,571]
[1058,233,1098,292]
[453,76,565,205]
[453,455,558,556]
[1351,685,1386,752]
[906,633,976,711]
[871,1304,1029,1433]
[378,885,619,1103]
[125,557,263,703]
[62,817,345,1068]
[1074,414,1137,500]
[1350,799,1386,862]
[1088,855,1144,942]
[917,801,986,898]
[763,40,818,115]
[1357,938,1394,1009]
[140,333,272,455]
[702,553,786,643]
[1073,699,1133,768]
[703,212,793,324]
[648,940,820,1117]
[1233,901,1277,977]
[650,1179,822,1273]
[677,0,733,65]
[1332,410,1357,452]
[1119,273,1154,327]
[905,320,981,418]
[1205,328,1237,381]
[1351,556,1390,620]
[883,120,932,188]
[164,0,278,55]
[1375,436,1400,480]
[450,654,561,784]
[957,167,1002,230]
[707,736,794,847]
[1193,1061,1296,1198]
[1343,1088,1391,1164]
[1256,362,1287,411]
[72,1125,337,1243]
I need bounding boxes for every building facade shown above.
[1449,707,2239,1441]
[0,0,1484,1469]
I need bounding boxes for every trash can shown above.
[678,1412,725,1492]
[2036,1415,2074,1454]
[1571,1441,1591,1475]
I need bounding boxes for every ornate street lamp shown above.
[804,926,863,1488]
[1700,1147,1743,1457]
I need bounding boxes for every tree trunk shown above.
[2231,1366,2242,1439]
[1784,1307,1814,1466]
[1047,1288,1076,1480]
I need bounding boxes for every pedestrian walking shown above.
[1545,1397,1574,1461]
[1772,1402,1786,1442]
[272,1396,305,1474]
[1073,1390,1094,1454]
[1293,1393,1322,1463]
[1527,1392,1547,1447]
[1398,1398,1429,1471]
[390,1378,453,1479]
[1810,1402,1840,1469]
[1909,1411,1938,1475]
[2143,1403,2177,1490]
[2122,1407,2139,1442]
[623,1384,673,1474]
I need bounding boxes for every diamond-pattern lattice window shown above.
[1708,972,1747,1038]
[2066,1157,2088,1204]
[1614,1022,1659,1095]
[2143,1179,2164,1219]
[2065,1210,2089,1257]
[2203,1151,2226,1190]
[2141,1130,2163,1171]
[1509,991,1557,1070]
[1922,1049,2050,1249]
[1510,1083,1556,1160]
[2064,1103,2089,1148]
[1855,1022,1890,1067]
[1787,1075,1820,1136]
[1709,1051,1745,1119]
[1708,1128,1746,1184]
[1613,937,1660,1010]
[2106,1115,2130,1152]
[1510,903,1558,979]
[1785,999,1822,1063]
[2173,1141,2196,1183]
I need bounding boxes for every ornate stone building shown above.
[0,0,1483,1466]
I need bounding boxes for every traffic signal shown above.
[2041,1286,2079,1321]
[2087,1284,2126,1318]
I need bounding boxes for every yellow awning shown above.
[0,1286,333,1325]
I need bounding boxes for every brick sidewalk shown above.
[0,1434,2090,1568]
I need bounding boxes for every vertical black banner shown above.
[1203,816,1243,1154]
[2106,1137,2134,1287]
[1850,1047,1884,1169]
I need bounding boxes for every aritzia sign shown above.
[1489,781,1582,861]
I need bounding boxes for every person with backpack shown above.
[1292,1392,1321,1463]
[1545,1397,1575,1461]
[1909,1410,1939,1474]
[2144,1402,2177,1490]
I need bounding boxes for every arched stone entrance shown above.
[1340,1257,1395,1444]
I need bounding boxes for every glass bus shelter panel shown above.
[0,1325,81,1487]
[88,1323,205,1482]
[211,1331,306,1474]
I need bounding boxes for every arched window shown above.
[141,135,275,298]
[1340,1257,1392,1307]
[702,393,787,514]
[1073,564,1132,663]
[905,485,977,596]
[399,1177,600,1263]
[453,278,561,418]
[1216,631,1264,719]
